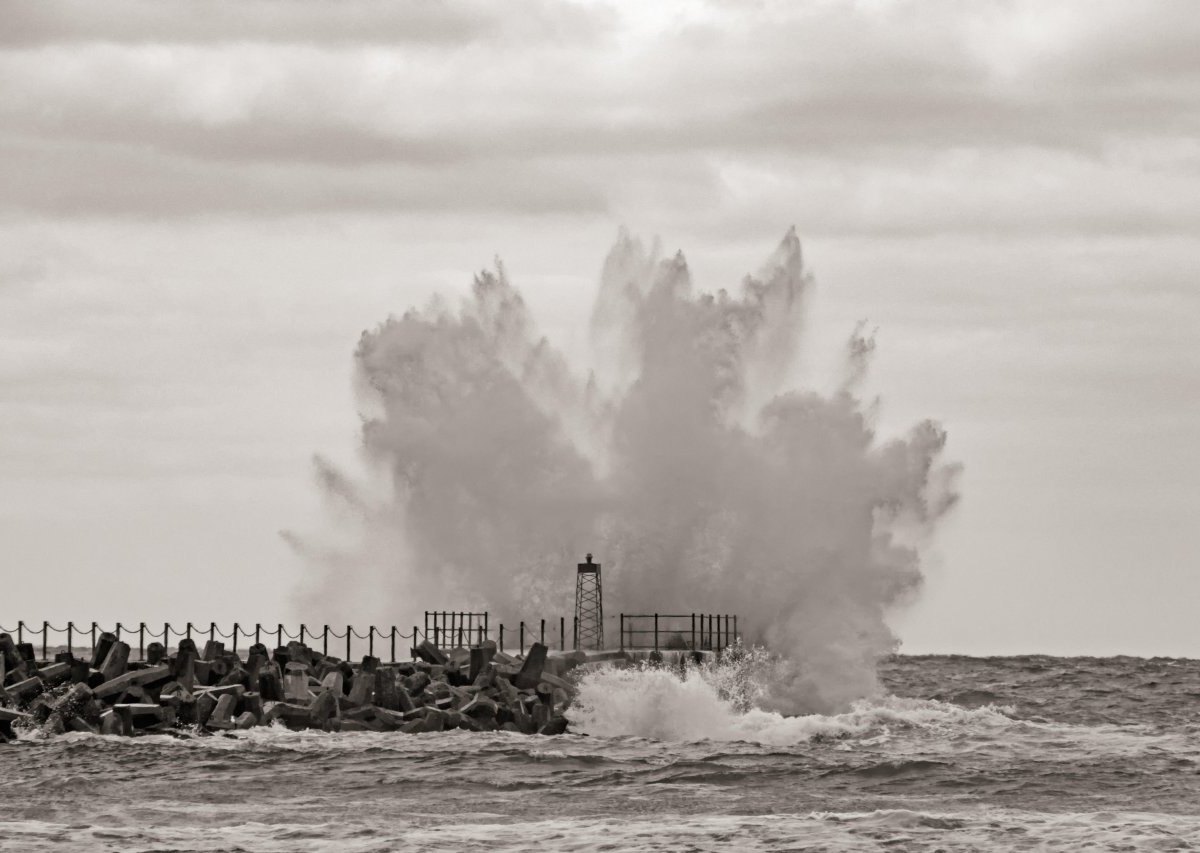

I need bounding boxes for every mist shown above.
[291,229,960,713]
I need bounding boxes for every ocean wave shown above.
[5,809,1200,852]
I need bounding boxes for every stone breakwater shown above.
[0,630,589,741]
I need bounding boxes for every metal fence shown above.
[619,613,739,652]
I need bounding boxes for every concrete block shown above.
[283,663,310,703]
[94,664,172,700]
[415,640,449,666]
[201,640,224,661]
[99,641,130,683]
[539,715,569,736]
[258,667,284,702]
[90,632,117,669]
[470,646,496,682]
[235,711,257,730]
[241,691,263,722]
[208,693,236,729]
[37,662,71,687]
[8,676,44,704]
[348,671,375,706]
[195,692,218,727]
[309,689,339,728]
[514,643,548,690]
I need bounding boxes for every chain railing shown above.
[0,621,423,664]
[1,614,742,662]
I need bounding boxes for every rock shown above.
[145,642,165,665]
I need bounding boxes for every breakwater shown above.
[0,630,584,742]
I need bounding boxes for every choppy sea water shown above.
[3,654,1200,852]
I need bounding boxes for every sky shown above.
[0,0,1197,656]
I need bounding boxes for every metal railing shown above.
[619,613,739,652]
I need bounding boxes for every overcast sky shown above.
[1,0,1197,655]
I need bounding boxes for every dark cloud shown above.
[0,0,611,46]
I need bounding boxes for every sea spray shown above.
[570,655,1018,746]
[292,229,960,714]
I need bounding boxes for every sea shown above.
[3,654,1199,852]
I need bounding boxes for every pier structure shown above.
[574,553,604,651]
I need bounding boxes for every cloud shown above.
[0,0,1196,234]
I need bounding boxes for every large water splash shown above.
[292,229,960,713]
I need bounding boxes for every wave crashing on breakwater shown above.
[292,229,961,714]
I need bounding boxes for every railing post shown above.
[91,622,97,655]
[412,626,419,660]
[323,625,329,656]
[299,624,306,645]
[67,622,73,657]
[164,623,170,653]
[16,621,22,645]
[186,622,193,641]
[139,623,145,661]
[390,627,396,663]
[369,626,375,658]
[115,622,121,642]
[42,620,48,661]
[209,622,216,643]
[691,613,696,650]
[346,625,351,660]
[231,623,238,656]
[619,614,625,651]
[654,613,659,652]
[560,616,565,651]
[733,615,738,644]
[519,621,525,655]
[499,624,505,654]
[540,618,545,646]
[573,616,578,651]
[277,624,283,649]
[255,623,261,646]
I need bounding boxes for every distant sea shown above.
[3,654,1199,852]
